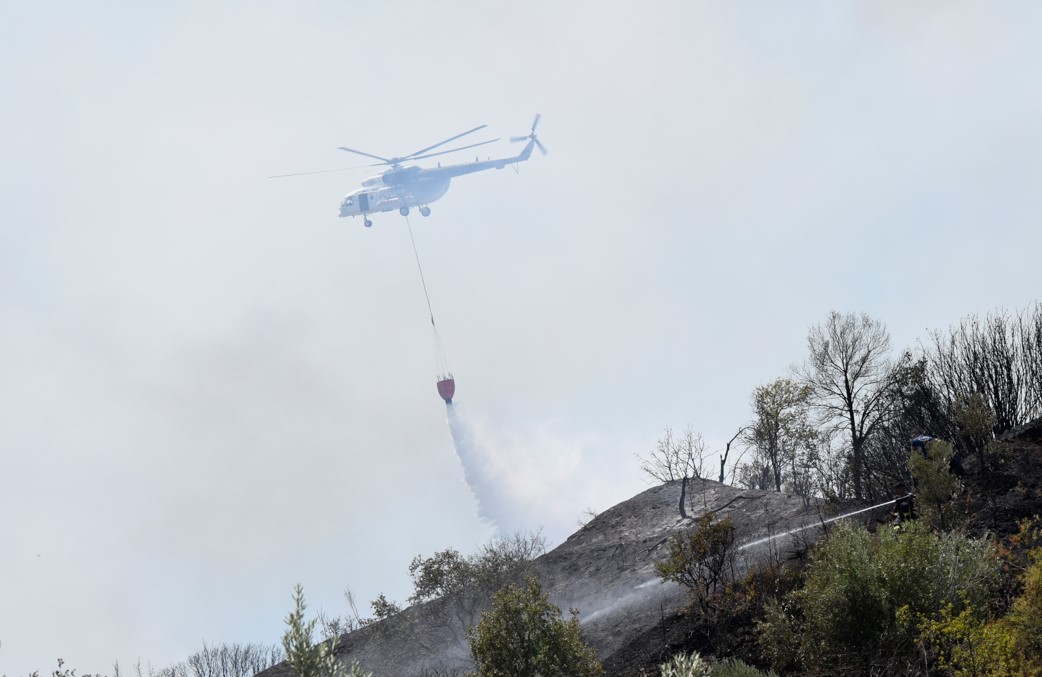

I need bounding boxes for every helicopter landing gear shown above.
[419,206,431,217]
[363,218,373,228]
[399,206,410,216]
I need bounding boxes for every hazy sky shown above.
[3,2,1041,673]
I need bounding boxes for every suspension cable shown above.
[405,215,435,324]
[404,214,451,376]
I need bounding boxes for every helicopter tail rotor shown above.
[510,114,547,156]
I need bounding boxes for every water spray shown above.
[583,495,909,624]
[737,496,903,552]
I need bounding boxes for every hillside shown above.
[259,417,1042,676]
[261,479,864,676]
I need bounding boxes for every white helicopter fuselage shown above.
[339,173,451,218]
[336,123,541,223]
[271,116,544,225]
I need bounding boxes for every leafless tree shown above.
[143,643,284,677]
[857,353,956,498]
[1022,303,1042,415]
[808,435,851,501]
[318,588,369,640]
[735,457,772,492]
[926,305,1042,435]
[796,311,898,500]
[718,426,749,485]
[576,507,599,528]
[639,426,706,519]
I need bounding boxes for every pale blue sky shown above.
[2,2,1041,673]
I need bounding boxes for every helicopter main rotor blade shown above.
[269,166,367,178]
[337,146,392,163]
[535,139,548,156]
[408,138,500,161]
[404,124,487,161]
[530,113,541,132]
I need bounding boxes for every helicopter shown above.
[273,115,546,227]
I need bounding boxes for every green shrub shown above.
[1006,548,1042,673]
[757,522,1000,674]
[909,439,964,531]
[655,513,737,616]
[658,651,711,677]
[914,601,1019,676]
[466,577,602,677]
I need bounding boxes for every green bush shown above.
[914,601,1019,676]
[1006,548,1042,673]
[757,522,1000,674]
[466,577,602,677]
[909,439,964,531]
[655,513,737,617]
[658,651,711,677]
[911,545,1042,676]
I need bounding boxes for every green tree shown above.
[908,439,963,531]
[399,531,545,654]
[744,378,816,495]
[655,513,738,619]
[282,585,371,677]
[466,577,602,677]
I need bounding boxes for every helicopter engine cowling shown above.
[380,165,422,185]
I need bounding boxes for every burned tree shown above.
[927,305,1042,435]
[639,426,706,519]
[718,426,749,485]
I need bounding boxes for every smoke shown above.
[445,402,618,543]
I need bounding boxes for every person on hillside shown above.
[911,434,964,478]
[892,481,916,525]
